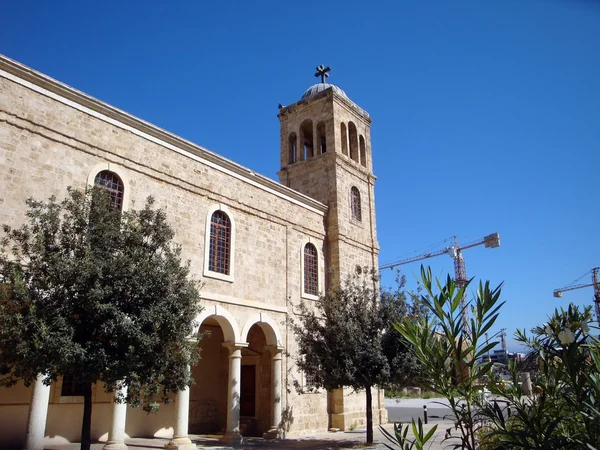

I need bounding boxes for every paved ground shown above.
[385,397,455,423]
[44,420,458,450]
[41,398,462,450]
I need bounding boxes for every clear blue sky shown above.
[1,1,598,350]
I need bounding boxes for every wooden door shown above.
[240,365,256,417]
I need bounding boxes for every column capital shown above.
[222,342,248,354]
[265,345,284,357]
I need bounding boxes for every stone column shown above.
[24,374,51,450]
[221,344,244,445]
[103,384,128,450]
[520,372,533,396]
[264,346,284,439]
[314,122,320,156]
[165,382,196,450]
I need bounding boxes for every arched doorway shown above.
[239,314,283,438]
[189,317,229,434]
[189,306,240,437]
[239,324,270,437]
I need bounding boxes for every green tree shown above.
[479,305,600,450]
[0,188,202,450]
[291,268,422,444]
[395,266,503,450]
[381,272,426,392]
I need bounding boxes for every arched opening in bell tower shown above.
[316,121,327,154]
[340,122,348,156]
[348,121,358,162]
[359,135,366,167]
[288,133,297,164]
[300,120,314,160]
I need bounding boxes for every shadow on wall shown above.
[280,404,294,438]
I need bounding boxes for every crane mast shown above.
[554,267,600,326]
[380,233,501,334]
[594,268,600,326]
[499,328,507,354]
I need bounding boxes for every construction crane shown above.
[380,233,501,334]
[499,328,507,355]
[553,267,600,327]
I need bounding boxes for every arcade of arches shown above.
[188,311,283,443]
[164,308,284,448]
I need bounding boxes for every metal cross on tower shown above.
[314,65,331,83]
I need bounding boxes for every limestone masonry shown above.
[0,55,386,449]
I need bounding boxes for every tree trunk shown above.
[365,385,373,444]
[80,382,93,450]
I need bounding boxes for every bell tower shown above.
[277,66,379,287]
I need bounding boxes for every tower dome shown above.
[301,83,348,100]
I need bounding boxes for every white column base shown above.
[263,427,283,439]
[164,437,197,450]
[102,442,128,450]
[221,431,243,445]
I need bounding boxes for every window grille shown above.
[94,170,124,211]
[304,243,318,296]
[351,187,362,222]
[61,373,86,396]
[304,372,318,391]
[209,211,231,274]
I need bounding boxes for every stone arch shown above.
[193,304,241,343]
[240,313,283,347]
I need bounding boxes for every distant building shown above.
[0,56,387,448]
[483,350,526,365]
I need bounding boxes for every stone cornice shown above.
[0,54,328,216]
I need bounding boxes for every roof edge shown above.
[0,54,328,215]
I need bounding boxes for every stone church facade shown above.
[0,55,387,449]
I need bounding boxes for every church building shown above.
[0,55,387,449]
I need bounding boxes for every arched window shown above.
[359,135,367,167]
[340,122,348,156]
[303,243,318,296]
[288,133,297,164]
[351,186,362,222]
[300,120,314,160]
[94,170,124,211]
[317,121,327,154]
[348,122,358,162]
[209,211,231,275]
